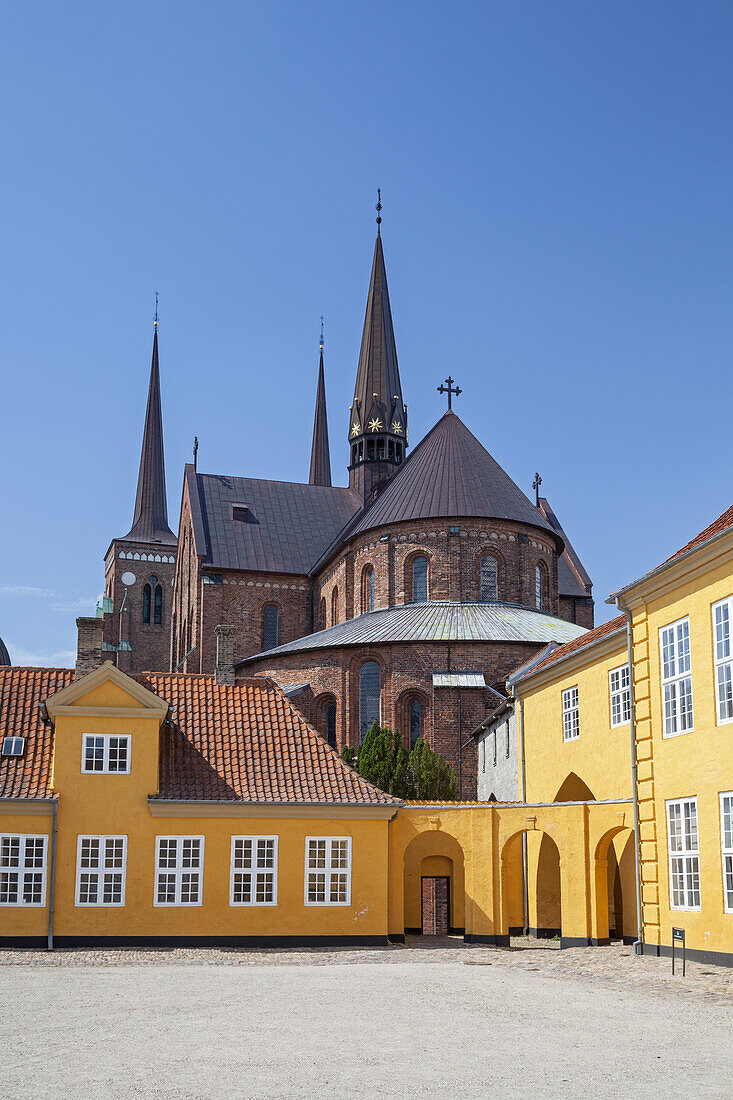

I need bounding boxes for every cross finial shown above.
[437,376,462,410]
[533,471,542,506]
[154,291,159,328]
[320,314,324,351]
[376,188,382,235]
[193,436,199,471]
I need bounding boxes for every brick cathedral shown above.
[102,215,594,797]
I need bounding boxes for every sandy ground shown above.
[1,940,731,1099]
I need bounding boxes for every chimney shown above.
[215,624,236,686]
[75,616,105,679]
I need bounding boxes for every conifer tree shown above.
[340,723,459,801]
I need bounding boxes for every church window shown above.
[412,556,429,603]
[331,588,339,626]
[320,597,326,631]
[480,556,498,602]
[388,440,395,462]
[75,835,127,906]
[305,837,351,905]
[154,836,204,906]
[230,836,277,906]
[362,566,375,614]
[367,439,375,461]
[142,584,151,624]
[326,703,337,748]
[359,661,381,741]
[376,438,385,460]
[409,699,423,748]
[154,584,163,625]
[263,605,279,651]
[535,563,549,610]
[0,834,47,906]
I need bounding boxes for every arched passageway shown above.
[593,827,637,945]
[500,829,563,941]
[402,830,465,936]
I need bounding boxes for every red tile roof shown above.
[0,667,397,805]
[0,668,74,798]
[511,614,626,682]
[140,673,400,805]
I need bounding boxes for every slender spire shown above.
[123,316,176,545]
[348,209,407,501]
[309,321,332,487]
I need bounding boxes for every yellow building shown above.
[610,503,733,967]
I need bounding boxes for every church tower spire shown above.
[124,318,176,544]
[348,196,407,503]
[309,324,332,487]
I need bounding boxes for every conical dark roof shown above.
[123,328,176,545]
[349,233,406,443]
[348,410,558,539]
[309,346,331,487]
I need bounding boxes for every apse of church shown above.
[101,213,593,797]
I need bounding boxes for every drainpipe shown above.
[47,798,58,951]
[516,694,529,935]
[615,596,643,957]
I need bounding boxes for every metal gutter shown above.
[47,798,58,951]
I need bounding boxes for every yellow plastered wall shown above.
[629,549,733,957]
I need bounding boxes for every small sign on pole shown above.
[672,927,686,976]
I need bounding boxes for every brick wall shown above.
[103,539,176,673]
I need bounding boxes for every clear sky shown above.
[1,1,732,666]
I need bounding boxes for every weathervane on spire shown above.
[320,315,324,351]
[533,471,542,506]
[376,188,382,235]
[437,376,462,410]
[154,291,159,328]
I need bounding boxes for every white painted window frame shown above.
[81,733,131,774]
[75,835,127,907]
[659,617,694,737]
[0,834,47,907]
[609,663,631,728]
[721,792,733,915]
[666,798,701,911]
[562,686,579,742]
[712,596,733,726]
[154,836,204,907]
[230,836,278,906]
[304,836,352,906]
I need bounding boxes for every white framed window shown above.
[154,836,204,906]
[82,734,131,774]
[75,835,127,906]
[659,617,694,737]
[609,664,631,727]
[0,834,47,906]
[667,798,701,910]
[713,596,733,725]
[230,836,278,906]
[305,837,351,905]
[721,792,733,914]
[562,686,579,741]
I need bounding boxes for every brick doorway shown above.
[421,876,450,935]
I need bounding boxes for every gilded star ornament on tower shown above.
[351,421,361,437]
[368,418,383,433]
[391,420,403,434]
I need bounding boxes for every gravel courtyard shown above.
[1,939,731,1098]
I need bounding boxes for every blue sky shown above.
[1,2,732,665]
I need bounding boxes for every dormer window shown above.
[231,503,256,523]
[82,734,131,774]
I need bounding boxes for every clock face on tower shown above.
[121,571,136,586]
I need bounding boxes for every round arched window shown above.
[359,661,381,742]
[411,556,429,603]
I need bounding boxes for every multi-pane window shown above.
[305,837,351,905]
[411,557,429,603]
[82,734,130,774]
[325,703,337,749]
[609,664,631,727]
[359,660,381,742]
[562,686,579,741]
[76,836,127,906]
[721,793,733,914]
[230,836,277,906]
[667,799,700,909]
[409,698,423,748]
[713,596,733,725]
[263,605,279,651]
[155,836,204,906]
[660,617,694,737]
[480,556,498,602]
[0,834,47,906]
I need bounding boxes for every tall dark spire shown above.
[348,209,407,503]
[124,323,176,545]
[309,325,332,487]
